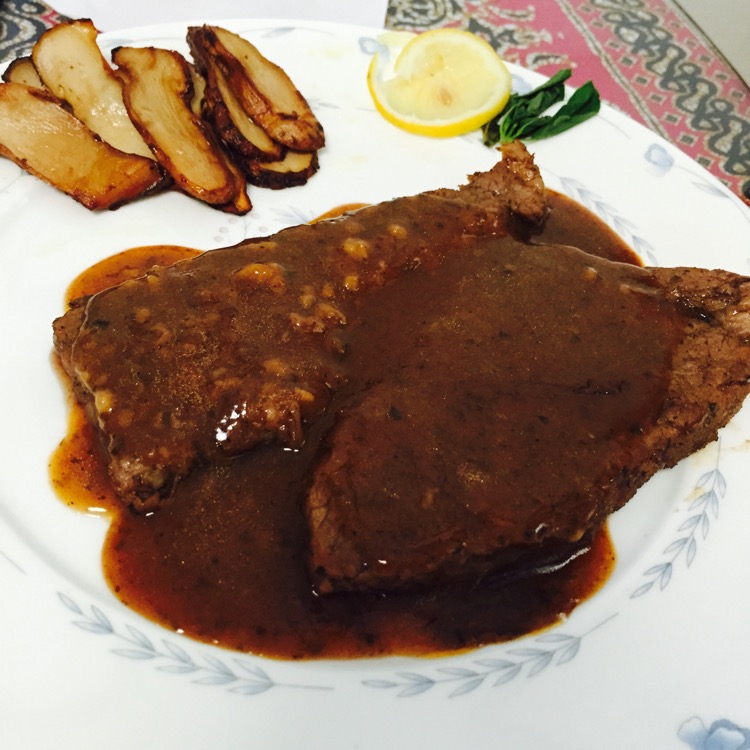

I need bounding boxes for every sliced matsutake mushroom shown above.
[31,19,154,159]
[189,25,325,152]
[0,82,165,210]
[245,149,320,189]
[186,61,207,117]
[220,147,253,215]
[185,61,250,215]
[208,63,285,162]
[112,45,251,212]
[187,29,284,163]
[1,57,47,89]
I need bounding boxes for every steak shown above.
[52,141,750,596]
[306,241,750,591]
[53,142,545,511]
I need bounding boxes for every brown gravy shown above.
[52,193,636,659]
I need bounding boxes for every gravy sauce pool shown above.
[52,194,635,659]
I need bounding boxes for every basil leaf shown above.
[481,69,600,147]
[508,68,572,120]
[519,81,601,141]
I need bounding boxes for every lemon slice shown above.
[367,29,512,138]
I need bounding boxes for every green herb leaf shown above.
[482,69,600,147]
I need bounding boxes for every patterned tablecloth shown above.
[1,0,748,204]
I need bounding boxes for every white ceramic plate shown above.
[1,19,749,750]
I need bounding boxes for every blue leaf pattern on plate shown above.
[679,717,750,749]
[125,624,154,650]
[632,442,725,598]
[258,27,296,39]
[557,177,658,264]
[57,593,332,695]
[272,204,317,227]
[358,35,382,56]
[644,144,750,227]
[644,143,675,176]
[362,614,616,697]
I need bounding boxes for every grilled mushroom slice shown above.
[113,45,251,212]
[0,82,165,210]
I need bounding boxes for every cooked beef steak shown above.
[52,140,750,597]
[306,241,750,591]
[53,142,545,511]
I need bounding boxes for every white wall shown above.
[675,0,750,84]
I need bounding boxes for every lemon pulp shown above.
[367,29,512,138]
